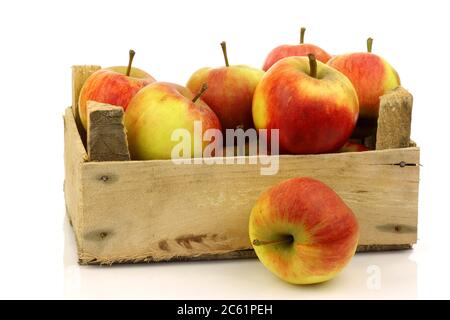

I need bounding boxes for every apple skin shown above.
[187,65,264,130]
[249,177,359,285]
[78,66,155,129]
[124,82,222,160]
[338,141,369,152]
[253,56,359,154]
[263,44,332,71]
[327,53,400,119]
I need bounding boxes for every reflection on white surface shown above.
[63,216,417,299]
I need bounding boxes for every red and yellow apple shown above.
[327,38,400,119]
[262,27,332,71]
[249,177,359,284]
[253,54,359,154]
[338,141,369,152]
[124,82,221,160]
[187,41,264,131]
[78,50,156,129]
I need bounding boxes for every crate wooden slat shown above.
[86,101,131,162]
[376,87,413,150]
[64,66,420,265]
[71,65,101,144]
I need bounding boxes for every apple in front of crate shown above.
[327,38,400,119]
[78,50,156,129]
[249,177,359,284]
[262,27,332,71]
[253,54,359,154]
[338,141,369,152]
[187,41,264,131]
[124,82,222,160]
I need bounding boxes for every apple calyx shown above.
[220,41,230,67]
[252,235,294,247]
[126,49,136,76]
[300,27,306,44]
[367,37,373,53]
[192,83,208,103]
[308,53,317,78]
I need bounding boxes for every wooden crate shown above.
[64,66,420,265]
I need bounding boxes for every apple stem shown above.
[126,49,136,76]
[220,41,229,67]
[252,235,294,247]
[192,83,208,103]
[300,27,306,44]
[308,54,317,78]
[367,37,373,53]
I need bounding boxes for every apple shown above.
[78,50,156,129]
[327,38,400,119]
[253,54,359,154]
[249,177,359,284]
[262,27,332,71]
[124,82,222,160]
[338,141,369,152]
[186,41,264,131]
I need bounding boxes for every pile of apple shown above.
[77,28,401,285]
[78,28,400,158]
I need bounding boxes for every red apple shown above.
[262,27,332,71]
[187,41,264,131]
[327,38,400,119]
[338,141,369,152]
[253,54,359,154]
[78,50,156,129]
[124,82,222,160]
[249,177,359,284]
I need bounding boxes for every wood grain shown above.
[87,101,130,162]
[71,65,101,145]
[75,143,419,264]
[64,107,88,252]
[376,87,413,150]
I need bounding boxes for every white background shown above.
[0,0,449,299]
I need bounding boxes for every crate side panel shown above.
[64,107,87,249]
[78,148,419,263]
